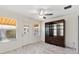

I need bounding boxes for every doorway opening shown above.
[0,17,16,42]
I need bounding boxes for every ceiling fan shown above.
[38,5,72,19]
[39,8,53,19]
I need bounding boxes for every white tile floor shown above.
[4,42,77,54]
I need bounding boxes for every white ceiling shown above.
[0,5,79,20]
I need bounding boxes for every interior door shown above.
[45,20,65,47]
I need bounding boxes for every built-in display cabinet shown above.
[45,19,65,47]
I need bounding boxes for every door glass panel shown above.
[53,24,57,36]
[57,23,64,36]
[45,24,49,36]
[60,29,63,36]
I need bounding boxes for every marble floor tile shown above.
[4,42,76,54]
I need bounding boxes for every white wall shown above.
[17,17,41,47]
[41,12,78,51]
[0,8,41,53]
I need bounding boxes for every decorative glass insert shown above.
[45,24,49,35]
[57,23,64,36]
[53,24,57,36]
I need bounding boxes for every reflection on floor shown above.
[4,42,76,54]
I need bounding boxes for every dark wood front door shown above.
[45,19,65,47]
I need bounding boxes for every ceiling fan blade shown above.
[45,13,53,16]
